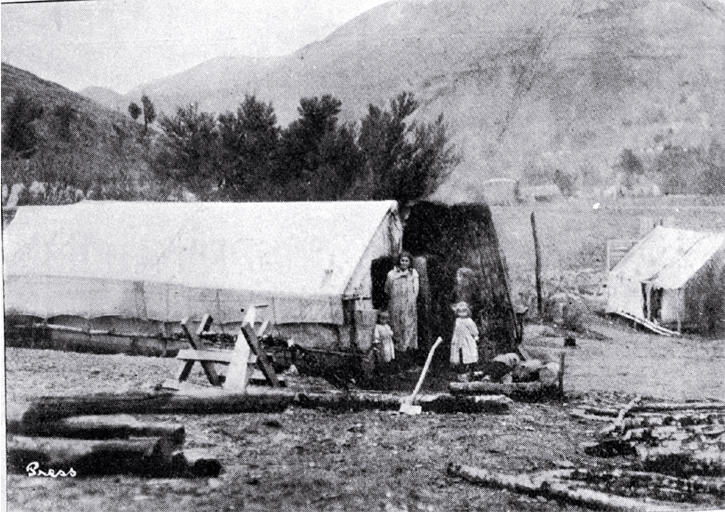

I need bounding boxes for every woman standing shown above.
[385,251,419,359]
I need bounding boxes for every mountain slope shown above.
[2,63,148,197]
[122,56,280,116]
[79,86,126,112]
[85,0,725,201]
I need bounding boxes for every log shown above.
[449,380,561,400]
[14,389,294,423]
[566,468,725,498]
[570,409,613,422]
[600,395,642,437]
[296,391,511,414]
[583,402,725,418]
[13,389,510,423]
[7,412,185,445]
[448,463,675,511]
[7,436,175,477]
[637,449,725,478]
[171,449,223,478]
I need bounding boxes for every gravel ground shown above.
[5,318,725,512]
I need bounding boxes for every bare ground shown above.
[5,318,725,512]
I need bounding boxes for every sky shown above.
[1,0,392,94]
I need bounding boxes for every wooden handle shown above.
[408,337,443,403]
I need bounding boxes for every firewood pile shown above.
[7,405,222,478]
[449,463,725,510]
[448,353,565,401]
[451,400,725,510]
[576,400,725,479]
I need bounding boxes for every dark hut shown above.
[401,201,518,364]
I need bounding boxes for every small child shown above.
[450,301,479,380]
[373,311,396,369]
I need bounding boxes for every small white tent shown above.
[607,226,725,333]
[3,200,403,350]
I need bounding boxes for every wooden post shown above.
[531,212,543,316]
[676,289,682,334]
[180,318,221,386]
[241,306,280,388]
[558,352,565,395]
[223,331,252,391]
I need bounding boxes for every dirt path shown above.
[524,319,725,401]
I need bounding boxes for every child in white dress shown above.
[373,311,396,369]
[450,301,479,380]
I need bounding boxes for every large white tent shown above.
[3,200,402,349]
[607,226,725,333]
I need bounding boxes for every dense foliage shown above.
[151,92,459,204]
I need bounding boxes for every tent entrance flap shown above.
[641,281,663,322]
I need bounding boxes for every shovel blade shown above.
[399,403,422,416]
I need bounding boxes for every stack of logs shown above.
[7,403,222,478]
[448,353,565,401]
[575,400,725,478]
[450,400,725,511]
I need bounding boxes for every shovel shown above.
[399,336,443,415]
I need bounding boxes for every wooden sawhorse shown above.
[162,305,281,391]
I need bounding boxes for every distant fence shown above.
[605,239,638,273]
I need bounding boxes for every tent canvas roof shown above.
[611,226,725,290]
[3,201,401,324]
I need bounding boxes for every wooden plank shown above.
[181,318,222,386]
[176,349,233,364]
[175,361,195,383]
[257,319,270,338]
[196,314,214,336]
[241,307,280,387]
[223,331,252,391]
[615,311,679,336]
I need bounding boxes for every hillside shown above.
[103,0,725,201]
[79,86,126,113]
[121,56,280,117]
[1,63,149,202]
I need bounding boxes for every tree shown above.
[2,91,43,157]
[141,95,156,133]
[52,102,78,141]
[217,95,279,199]
[357,92,458,205]
[128,102,142,122]
[153,103,218,195]
[275,95,343,187]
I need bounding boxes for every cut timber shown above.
[176,349,233,364]
[7,436,175,477]
[14,390,510,421]
[297,391,512,414]
[448,463,675,512]
[581,402,725,417]
[181,318,222,386]
[449,380,561,400]
[599,395,642,437]
[171,449,223,478]
[615,311,679,336]
[7,412,184,445]
[637,449,725,478]
[14,389,294,423]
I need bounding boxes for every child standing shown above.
[372,311,396,372]
[450,301,479,380]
